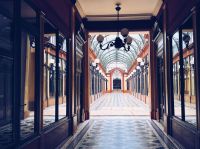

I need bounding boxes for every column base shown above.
[72,115,78,133]
[84,110,90,120]
[163,114,172,135]
[151,109,159,120]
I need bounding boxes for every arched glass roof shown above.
[90,32,147,71]
[106,62,127,72]
[112,70,122,79]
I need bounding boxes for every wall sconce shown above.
[182,33,190,49]
[137,57,142,63]
[92,62,96,67]
[140,61,145,66]
[92,58,100,68]
[136,66,141,70]
[94,58,100,64]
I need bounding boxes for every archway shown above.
[113,78,121,90]
[112,70,122,91]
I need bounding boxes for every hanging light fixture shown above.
[96,3,132,52]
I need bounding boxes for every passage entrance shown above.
[113,79,121,90]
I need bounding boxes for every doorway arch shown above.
[113,78,121,90]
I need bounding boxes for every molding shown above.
[153,0,163,16]
[85,20,153,32]
[151,120,184,149]
[86,14,152,21]
[75,1,85,18]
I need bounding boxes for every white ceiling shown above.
[76,0,162,21]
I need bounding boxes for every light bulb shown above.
[121,28,129,37]
[97,35,104,43]
[137,57,142,63]
[126,36,132,44]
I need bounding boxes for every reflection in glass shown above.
[172,32,182,118]
[20,32,35,139]
[21,0,36,24]
[20,1,37,140]
[43,22,56,128]
[59,36,67,119]
[0,1,14,147]
[182,18,196,126]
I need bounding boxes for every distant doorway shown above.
[113,79,121,90]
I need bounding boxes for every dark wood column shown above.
[68,5,76,134]
[150,29,159,120]
[83,31,90,120]
[13,0,21,145]
[35,12,44,136]
[163,3,173,134]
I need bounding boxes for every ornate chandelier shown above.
[96,3,133,52]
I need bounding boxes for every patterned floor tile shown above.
[90,93,150,116]
[76,118,168,149]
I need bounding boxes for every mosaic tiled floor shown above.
[90,93,150,116]
[76,117,168,149]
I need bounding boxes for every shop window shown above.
[20,31,36,140]
[172,31,182,119]
[21,0,36,24]
[92,75,94,94]
[182,18,196,126]
[21,0,38,142]
[172,16,197,126]
[144,56,149,96]
[49,55,56,97]
[0,1,14,147]
[183,57,189,94]
[43,20,56,128]
[58,33,67,120]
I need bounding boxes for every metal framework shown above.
[91,33,145,71]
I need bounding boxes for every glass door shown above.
[156,33,165,124]
[20,0,38,140]
[157,56,165,123]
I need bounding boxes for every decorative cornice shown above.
[75,0,85,18]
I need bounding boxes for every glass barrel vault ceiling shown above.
[90,32,148,72]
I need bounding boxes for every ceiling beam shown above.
[83,19,154,32]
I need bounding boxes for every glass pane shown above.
[21,0,36,24]
[43,21,56,128]
[20,32,35,139]
[0,1,14,147]
[182,17,196,126]
[172,32,181,118]
[20,0,37,140]
[59,34,67,119]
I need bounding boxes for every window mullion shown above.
[179,29,185,121]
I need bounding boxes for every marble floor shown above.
[90,92,150,116]
[75,117,168,149]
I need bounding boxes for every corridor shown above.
[90,93,150,116]
[60,94,167,149]
[74,93,166,149]
[1,0,200,148]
